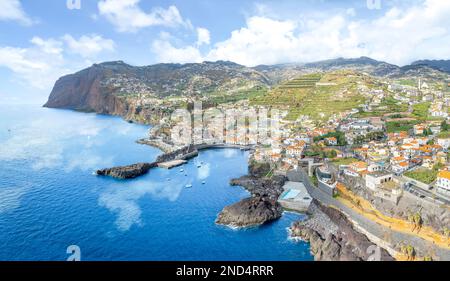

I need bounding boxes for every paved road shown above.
[287,169,450,260]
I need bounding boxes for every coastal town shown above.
[45,58,450,261]
[136,69,450,259]
[235,74,450,260]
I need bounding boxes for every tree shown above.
[441,120,449,131]
[413,213,423,232]
[329,150,337,159]
[401,245,416,261]
[423,256,433,261]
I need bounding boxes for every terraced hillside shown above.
[252,71,369,123]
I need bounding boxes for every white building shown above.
[437,138,450,150]
[436,170,450,196]
[365,172,394,191]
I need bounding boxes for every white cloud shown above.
[0,34,115,89]
[152,0,450,66]
[98,0,189,32]
[0,37,68,89]
[0,186,28,214]
[196,27,211,46]
[99,179,185,231]
[30,37,64,55]
[63,34,115,58]
[152,39,203,64]
[197,163,210,180]
[0,0,33,25]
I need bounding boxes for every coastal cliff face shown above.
[217,160,287,228]
[43,60,272,125]
[290,200,394,261]
[216,196,283,227]
[44,62,130,115]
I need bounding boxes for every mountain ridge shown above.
[44,56,449,124]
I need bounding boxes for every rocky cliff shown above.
[44,61,131,115]
[216,196,283,227]
[290,200,394,261]
[43,61,272,123]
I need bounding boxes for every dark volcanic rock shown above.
[216,196,283,227]
[290,200,395,261]
[156,145,198,162]
[96,162,156,179]
[248,161,271,178]
[230,175,286,201]
[217,172,286,227]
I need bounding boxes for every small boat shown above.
[184,174,188,177]
[180,168,184,172]
[197,164,202,168]
[185,184,192,188]
[202,181,206,185]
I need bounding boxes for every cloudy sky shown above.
[0,0,449,103]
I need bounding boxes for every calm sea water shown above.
[0,105,313,261]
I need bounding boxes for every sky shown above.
[0,0,450,104]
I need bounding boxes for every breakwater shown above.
[96,142,254,179]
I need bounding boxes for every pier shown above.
[157,159,187,169]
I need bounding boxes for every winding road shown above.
[287,169,450,260]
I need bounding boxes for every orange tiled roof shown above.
[438,170,450,181]
[351,161,368,169]
[392,156,405,161]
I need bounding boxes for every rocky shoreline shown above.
[216,160,287,228]
[289,200,395,261]
[96,162,156,179]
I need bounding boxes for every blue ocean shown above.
[0,105,313,261]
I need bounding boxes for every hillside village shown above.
[45,58,450,259]
[243,71,450,243]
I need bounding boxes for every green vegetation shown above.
[309,175,318,187]
[397,79,416,87]
[354,96,409,118]
[211,87,267,104]
[353,131,385,144]
[412,102,431,120]
[252,71,368,123]
[278,74,321,89]
[437,130,450,138]
[304,145,340,159]
[441,120,449,132]
[380,96,409,112]
[404,164,444,184]
[386,120,419,133]
[400,245,416,261]
[331,157,358,166]
[313,131,347,146]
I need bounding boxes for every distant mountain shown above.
[303,56,401,76]
[411,60,450,73]
[304,56,383,68]
[44,57,449,123]
[44,60,271,115]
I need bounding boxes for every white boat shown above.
[180,168,184,172]
[202,181,206,185]
[185,184,192,188]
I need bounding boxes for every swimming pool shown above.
[281,189,301,200]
